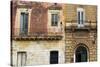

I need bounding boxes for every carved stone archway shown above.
[74,43,89,62]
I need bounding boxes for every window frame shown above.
[16,8,32,36]
[48,10,60,27]
[77,8,85,27]
[20,12,29,35]
[17,52,27,66]
[51,13,59,26]
[50,51,59,64]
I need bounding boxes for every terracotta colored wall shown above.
[12,1,48,36]
[11,1,17,36]
[30,3,48,35]
[12,1,63,36]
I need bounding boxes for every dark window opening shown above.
[81,12,84,24]
[50,51,58,64]
[75,46,87,62]
[78,11,80,24]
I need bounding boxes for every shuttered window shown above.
[51,14,59,26]
[77,8,85,27]
[20,12,28,35]
[17,52,27,66]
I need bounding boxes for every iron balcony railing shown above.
[12,27,63,40]
[65,20,97,31]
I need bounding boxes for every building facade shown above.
[63,4,97,63]
[11,1,97,66]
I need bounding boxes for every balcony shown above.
[65,20,97,32]
[12,28,63,40]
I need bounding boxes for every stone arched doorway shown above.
[75,46,88,62]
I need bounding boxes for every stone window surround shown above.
[73,44,89,63]
[77,8,85,27]
[48,10,62,32]
[15,8,32,36]
[48,10,61,28]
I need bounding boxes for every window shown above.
[50,51,59,64]
[20,12,28,35]
[75,46,87,62]
[51,14,59,26]
[77,8,85,27]
[17,52,27,66]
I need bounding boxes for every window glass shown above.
[77,8,85,27]
[20,12,28,35]
[51,14,59,26]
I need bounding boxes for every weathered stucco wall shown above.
[12,40,65,66]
